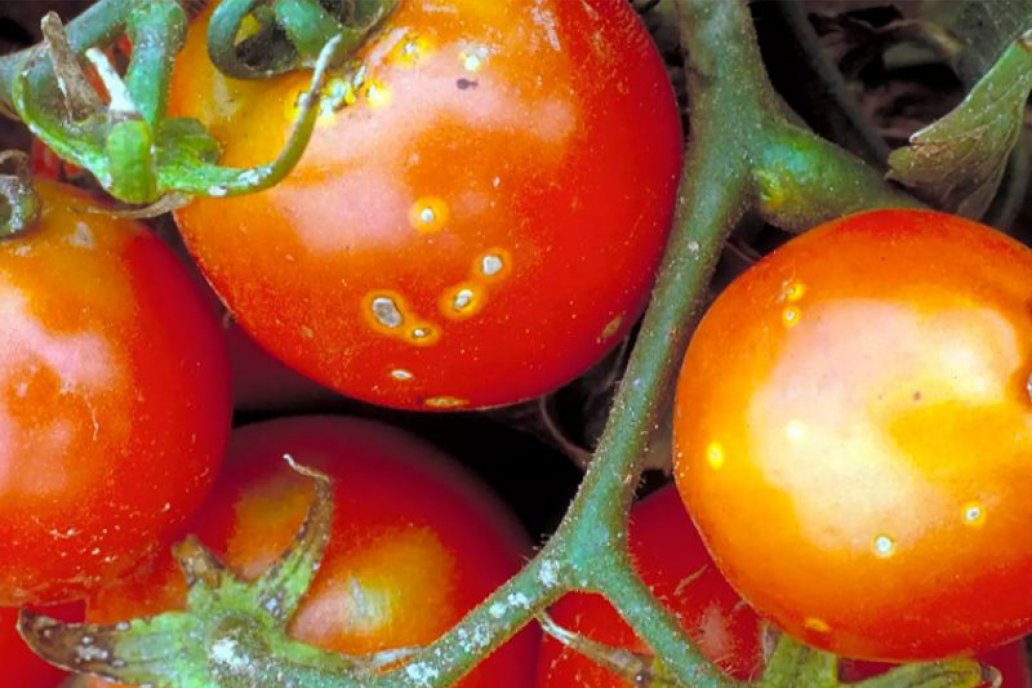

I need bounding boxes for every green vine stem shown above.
[0,0,133,101]
[124,0,186,126]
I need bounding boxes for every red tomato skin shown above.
[673,210,1032,660]
[87,416,538,687]
[840,640,1031,687]
[537,487,764,686]
[0,603,82,686]
[171,0,683,410]
[0,180,231,606]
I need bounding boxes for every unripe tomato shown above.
[673,209,1032,661]
[171,0,682,410]
[0,180,230,606]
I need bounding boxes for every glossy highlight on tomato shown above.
[537,486,764,686]
[673,209,1032,661]
[0,180,231,606]
[85,416,539,688]
[171,0,683,410]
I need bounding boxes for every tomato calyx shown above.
[759,634,997,688]
[208,0,399,80]
[16,456,356,685]
[0,151,40,236]
[9,1,366,205]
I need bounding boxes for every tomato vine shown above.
[0,0,1027,687]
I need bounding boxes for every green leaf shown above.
[886,28,1032,218]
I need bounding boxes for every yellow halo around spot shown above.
[409,197,450,234]
[781,306,802,328]
[439,282,485,320]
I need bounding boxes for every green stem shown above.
[125,0,186,126]
[274,0,345,64]
[596,554,744,688]
[752,123,924,233]
[375,555,570,687]
[0,0,136,110]
[207,0,269,79]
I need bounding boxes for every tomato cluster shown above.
[2,0,1032,687]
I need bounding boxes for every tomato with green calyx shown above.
[171,0,682,410]
[537,486,764,685]
[0,180,231,606]
[673,209,1032,661]
[84,416,538,687]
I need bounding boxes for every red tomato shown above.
[673,210,1032,660]
[840,641,1031,687]
[0,180,231,605]
[85,416,538,687]
[537,486,764,685]
[0,603,81,686]
[170,0,682,410]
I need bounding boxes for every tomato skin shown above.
[673,210,1032,660]
[537,487,764,685]
[86,416,538,687]
[840,641,1031,687]
[0,180,231,606]
[171,0,682,410]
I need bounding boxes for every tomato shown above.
[840,640,1031,687]
[170,0,682,410]
[537,486,764,685]
[673,209,1032,660]
[0,180,231,606]
[85,416,538,687]
[0,603,81,686]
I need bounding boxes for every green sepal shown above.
[105,118,158,204]
[11,52,110,185]
[757,634,995,688]
[887,28,1032,218]
[18,457,345,687]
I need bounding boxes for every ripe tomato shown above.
[170,0,682,410]
[0,180,231,606]
[0,603,81,686]
[673,209,1032,660]
[537,486,764,685]
[85,416,538,687]
[840,641,1031,687]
